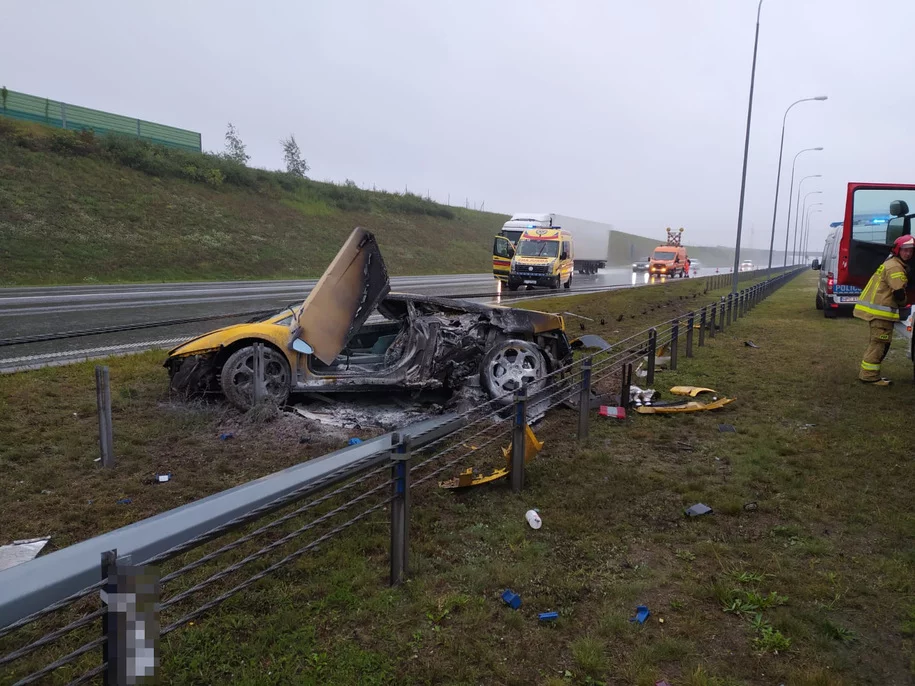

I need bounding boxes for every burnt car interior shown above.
[310,316,404,373]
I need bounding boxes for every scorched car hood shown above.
[290,227,390,365]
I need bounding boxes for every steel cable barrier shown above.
[0,266,805,684]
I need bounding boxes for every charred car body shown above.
[165,228,573,411]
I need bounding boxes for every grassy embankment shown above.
[4,272,913,684]
[1,116,773,284]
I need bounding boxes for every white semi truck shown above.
[493,213,612,279]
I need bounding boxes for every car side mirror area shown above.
[811,259,820,271]
[890,200,910,217]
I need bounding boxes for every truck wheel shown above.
[551,278,559,290]
[480,339,548,406]
[507,282,519,292]
[564,275,571,289]
[815,292,824,310]
[220,344,291,411]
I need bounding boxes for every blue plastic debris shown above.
[501,589,522,609]
[116,498,132,505]
[629,605,650,624]
[348,437,363,445]
[219,432,234,440]
[538,611,558,622]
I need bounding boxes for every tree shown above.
[223,122,249,164]
[280,134,309,177]
[1,86,8,113]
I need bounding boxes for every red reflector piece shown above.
[599,406,627,419]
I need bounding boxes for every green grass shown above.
[3,274,913,684]
[0,118,509,285]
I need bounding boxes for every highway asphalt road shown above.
[0,267,731,372]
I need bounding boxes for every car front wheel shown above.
[220,344,291,411]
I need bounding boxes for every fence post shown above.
[720,297,728,331]
[253,342,265,405]
[670,320,679,371]
[102,550,160,685]
[646,328,657,386]
[511,388,527,494]
[390,433,411,585]
[709,303,717,338]
[578,359,592,440]
[95,366,114,468]
[101,549,116,685]
[735,292,742,320]
[686,312,695,358]
[621,362,632,408]
[698,308,707,347]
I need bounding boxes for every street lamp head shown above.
[813,147,824,151]
[814,96,828,101]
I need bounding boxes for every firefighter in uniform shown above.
[853,235,915,385]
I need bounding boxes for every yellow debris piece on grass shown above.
[635,397,735,414]
[438,426,544,489]
[439,467,510,489]
[501,425,544,464]
[670,386,718,397]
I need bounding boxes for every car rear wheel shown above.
[815,291,824,310]
[480,339,548,405]
[220,344,291,411]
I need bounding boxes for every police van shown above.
[814,222,860,318]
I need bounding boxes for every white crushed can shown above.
[525,509,542,529]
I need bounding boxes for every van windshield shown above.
[501,229,523,244]
[517,240,559,258]
[652,251,677,260]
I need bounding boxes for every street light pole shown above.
[782,154,822,267]
[766,97,827,276]
[804,208,823,262]
[731,0,764,293]
[786,174,822,266]
[796,190,823,264]
[804,207,823,262]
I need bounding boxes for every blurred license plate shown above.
[838,296,858,303]
[523,280,537,285]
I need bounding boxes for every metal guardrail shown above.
[0,266,804,684]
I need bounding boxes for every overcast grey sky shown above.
[4,0,914,251]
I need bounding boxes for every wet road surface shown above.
[0,267,731,372]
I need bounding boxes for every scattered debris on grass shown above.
[538,612,558,622]
[525,509,542,529]
[685,503,713,517]
[744,340,761,348]
[718,423,737,433]
[0,537,50,572]
[630,605,650,624]
[598,406,626,419]
[501,590,522,609]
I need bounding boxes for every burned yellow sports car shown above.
[165,228,573,411]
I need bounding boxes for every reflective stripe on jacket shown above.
[853,255,909,322]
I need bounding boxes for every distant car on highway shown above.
[739,260,754,272]
[690,260,702,273]
[632,257,651,272]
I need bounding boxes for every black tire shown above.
[507,282,520,292]
[480,339,548,405]
[550,278,559,290]
[815,291,824,310]
[564,275,571,289]
[220,344,291,411]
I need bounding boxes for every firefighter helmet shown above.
[892,235,915,256]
